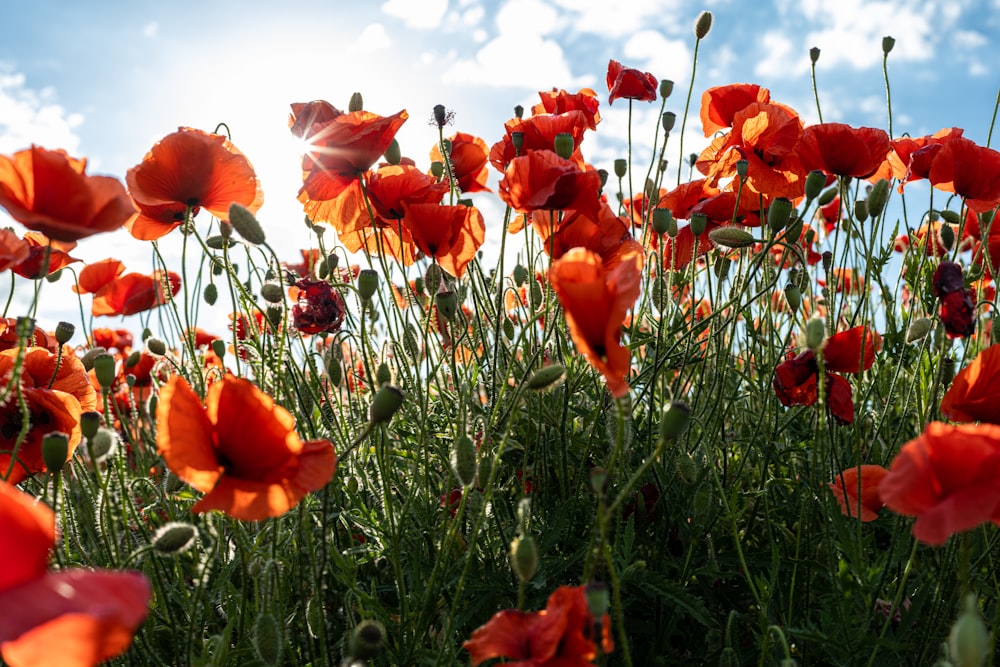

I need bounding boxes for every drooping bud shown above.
[252,611,282,666]
[906,317,933,343]
[553,133,574,160]
[854,199,869,223]
[146,337,167,357]
[708,227,755,249]
[658,401,691,442]
[369,385,405,425]
[694,10,713,39]
[41,432,69,474]
[228,203,267,245]
[509,535,539,582]
[452,434,477,487]
[784,283,802,313]
[512,263,528,286]
[818,186,838,207]
[586,582,610,619]
[211,338,226,360]
[436,291,458,321]
[204,282,219,306]
[525,364,566,392]
[804,170,827,200]
[613,158,628,178]
[152,521,198,555]
[348,92,364,112]
[768,197,794,233]
[260,282,285,304]
[939,224,956,252]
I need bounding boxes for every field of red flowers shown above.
[1,11,1000,666]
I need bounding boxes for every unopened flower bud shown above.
[906,317,932,343]
[940,357,956,385]
[661,111,676,133]
[90,427,118,462]
[384,138,401,165]
[939,224,956,252]
[429,161,444,178]
[597,168,609,190]
[211,338,226,359]
[854,199,869,223]
[370,385,405,424]
[818,186,838,207]
[882,36,896,55]
[805,316,827,351]
[509,535,539,582]
[525,364,566,392]
[949,594,989,667]
[785,211,803,242]
[659,79,674,98]
[349,620,386,661]
[690,212,708,236]
[452,434,477,487]
[146,337,166,357]
[41,432,69,474]
[512,264,528,286]
[659,401,691,442]
[436,291,458,321]
[804,170,827,200]
[93,353,116,390]
[348,91,364,112]
[253,611,282,666]
[694,10,713,38]
[375,361,391,387]
[586,582,610,619]
[822,250,834,272]
[358,269,379,301]
[866,179,890,218]
[204,283,218,305]
[553,133,574,160]
[708,227,755,249]
[784,283,802,313]
[152,521,198,555]
[260,282,285,304]
[54,321,75,345]
[613,158,628,178]
[228,203,266,245]
[768,197,793,233]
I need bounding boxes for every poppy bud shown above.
[93,353,116,390]
[228,203,266,246]
[659,401,691,442]
[383,138,401,165]
[949,594,989,667]
[452,434,477,488]
[938,209,961,224]
[714,255,731,279]
[854,199,869,223]
[652,208,673,235]
[822,250,834,272]
[767,197,793,233]
[553,133,574,160]
[348,91,364,112]
[513,104,524,119]
[54,321,75,345]
[694,10,713,38]
[940,357,956,385]
[589,466,608,495]
[675,450,699,484]
[509,535,539,582]
[375,361,391,387]
[529,280,544,311]
[429,161,444,178]
[440,138,453,159]
[866,179,890,218]
[90,427,118,462]
[510,131,525,154]
[882,36,896,55]
[906,317,932,343]
[708,227,755,249]
[818,186,838,207]
[810,46,821,63]
[784,283,802,313]
[152,521,198,555]
[661,111,676,133]
[525,364,566,392]
[357,269,379,301]
[205,235,229,250]
[326,354,342,387]
[613,158,628,178]
[41,432,69,474]
[260,282,284,304]
[659,79,674,99]
[585,582,610,619]
[690,212,708,236]
[512,263,528,286]
[503,317,515,341]
[939,224,956,252]
[370,384,405,425]
[349,620,386,661]
[597,168,609,190]
[80,411,102,440]
[211,338,226,359]
[434,292,457,324]
[805,316,826,351]
[425,262,443,294]
[253,611,282,666]
[146,337,166,357]
[45,269,62,283]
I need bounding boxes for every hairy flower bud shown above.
[906,317,933,343]
[694,10,713,38]
[383,138,401,165]
[452,434,477,487]
[253,611,282,666]
[349,620,386,661]
[866,179,890,218]
[509,535,539,582]
[370,385,405,425]
[805,316,826,351]
[659,401,691,442]
[805,170,827,200]
[708,227,755,249]
[228,203,266,245]
[152,522,198,555]
[525,364,566,392]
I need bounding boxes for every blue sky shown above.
[1,0,998,328]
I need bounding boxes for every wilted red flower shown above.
[880,421,1000,545]
[549,248,643,398]
[91,271,181,317]
[932,262,976,338]
[796,123,890,179]
[291,279,347,335]
[0,146,135,243]
[430,132,491,193]
[498,151,603,222]
[0,481,150,667]
[402,201,486,279]
[464,585,613,666]
[156,375,337,520]
[606,59,657,105]
[532,88,601,130]
[73,258,126,295]
[12,232,80,279]
[291,100,408,203]
[940,343,1000,424]
[699,83,771,136]
[126,127,263,241]
[828,465,889,521]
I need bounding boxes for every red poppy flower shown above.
[531,202,642,268]
[0,319,58,353]
[0,146,135,243]
[290,279,347,335]
[291,100,408,203]
[0,346,95,484]
[796,123,890,179]
[125,127,263,241]
[464,585,613,666]
[532,88,601,130]
[489,111,592,172]
[430,132,491,193]
[879,421,1000,545]
[498,151,603,221]
[72,258,126,295]
[828,465,889,521]
[922,136,1000,213]
[402,201,486,279]
[12,232,80,279]
[873,127,964,184]
[156,375,337,520]
[90,328,134,352]
[606,59,657,105]
[0,229,29,273]
[940,344,1000,424]
[0,481,150,667]
[699,83,771,136]
[549,248,643,398]
[933,262,976,338]
[91,271,181,317]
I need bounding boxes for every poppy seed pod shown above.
[510,131,525,154]
[810,46,821,63]
[41,432,69,474]
[90,427,118,462]
[553,133,574,160]
[348,91,364,112]
[357,269,379,301]
[652,208,673,236]
[735,158,749,180]
[768,197,794,233]
[597,168,609,190]
[432,104,448,127]
[804,170,827,200]
[383,138,401,165]
[882,36,896,55]
[613,158,628,178]
[694,11,713,38]
[369,384,405,425]
[659,79,674,99]
[228,203,267,246]
[661,111,676,133]
[349,620,387,661]
[55,321,75,344]
[817,186,838,207]
[80,411,102,440]
[690,212,708,236]
[822,250,834,272]
[708,227,755,249]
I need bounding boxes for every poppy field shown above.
[3,10,1000,667]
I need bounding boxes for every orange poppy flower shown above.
[699,83,771,136]
[606,59,657,105]
[156,375,337,520]
[796,123,890,179]
[0,346,95,483]
[549,247,643,398]
[430,132,491,193]
[0,481,150,667]
[90,328,133,352]
[12,232,80,279]
[402,201,486,279]
[532,88,601,130]
[656,179,721,220]
[126,127,263,241]
[91,271,181,317]
[880,421,1000,545]
[72,258,126,295]
[498,151,603,222]
[531,202,642,269]
[940,343,1000,424]
[291,100,408,203]
[828,465,889,521]
[0,319,59,353]
[0,229,29,273]
[464,585,613,666]
[0,146,135,243]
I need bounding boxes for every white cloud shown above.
[753,31,797,78]
[142,21,159,38]
[381,0,450,29]
[461,5,485,26]
[548,0,682,38]
[355,23,393,53]
[969,60,989,77]
[0,67,83,154]
[622,31,692,83]
[440,33,579,89]
[954,30,987,50]
[496,0,560,37]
